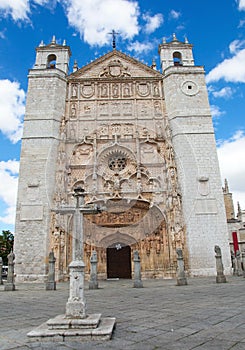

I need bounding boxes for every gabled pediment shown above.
[69,50,163,80]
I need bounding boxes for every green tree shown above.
[0,230,14,265]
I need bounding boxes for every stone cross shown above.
[46,251,56,290]
[235,250,243,276]
[0,257,3,285]
[214,245,226,283]
[133,251,143,288]
[4,250,15,291]
[176,248,188,286]
[54,187,103,319]
[89,250,99,290]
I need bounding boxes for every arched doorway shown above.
[107,243,132,279]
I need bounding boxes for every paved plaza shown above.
[0,276,245,350]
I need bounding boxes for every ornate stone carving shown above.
[81,83,95,98]
[70,103,77,118]
[136,82,150,97]
[71,84,78,98]
[99,59,131,78]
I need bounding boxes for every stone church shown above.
[14,34,231,282]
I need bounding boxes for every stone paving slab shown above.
[0,276,245,349]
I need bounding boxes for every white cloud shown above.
[0,0,56,21]
[127,40,154,54]
[34,0,53,5]
[210,104,224,118]
[0,0,30,21]
[169,9,181,20]
[212,86,233,99]
[229,39,245,54]
[143,13,163,34]
[0,79,25,143]
[206,40,245,83]
[0,160,19,225]
[217,131,245,210]
[62,0,140,46]
[238,0,245,10]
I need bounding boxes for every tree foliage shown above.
[0,230,14,265]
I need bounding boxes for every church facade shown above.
[14,35,231,282]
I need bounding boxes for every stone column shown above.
[4,250,15,291]
[176,248,187,286]
[133,251,143,288]
[0,257,3,285]
[66,188,86,319]
[46,251,56,290]
[236,250,243,276]
[214,245,226,283]
[89,251,99,290]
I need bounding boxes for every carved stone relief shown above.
[99,59,131,78]
[81,83,95,98]
[52,70,186,279]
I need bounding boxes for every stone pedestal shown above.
[4,251,15,291]
[214,245,227,283]
[27,314,116,342]
[46,251,56,290]
[236,251,243,276]
[133,251,143,288]
[66,260,86,318]
[176,248,188,286]
[89,251,99,290]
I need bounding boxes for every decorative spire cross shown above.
[108,29,120,49]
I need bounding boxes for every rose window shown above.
[108,155,127,172]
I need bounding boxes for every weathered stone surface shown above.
[14,35,231,283]
[89,251,99,290]
[176,248,188,286]
[27,316,116,342]
[214,245,227,283]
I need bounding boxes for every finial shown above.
[39,40,44,47]
[237,201,242,220]
[224,178,229,192]
[51,35,56,44]
[173,33,177,41]
[151,58,156,70]
[73,60,78,72]
[237,201,242,214]
[184,36,189,44]
[162,37,166,44]
[62,39,66,46]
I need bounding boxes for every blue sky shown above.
[0,0,245,232]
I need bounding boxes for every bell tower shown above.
[159,33,194,71]
[14,37,71,282]
[159,34,230,275]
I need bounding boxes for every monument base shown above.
[27,314,116,342]
[46,281,56,290]
[89,281,99,290]
[133,280,143,288]
[177,277,188,286]
[216,275,227,283]
[4,283,15,291]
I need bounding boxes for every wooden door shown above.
[107,245,131,279]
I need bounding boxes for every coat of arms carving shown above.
[100,59,131,78]
[81,83,95,98]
